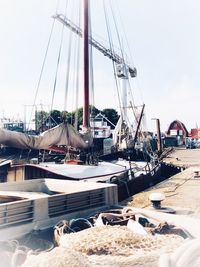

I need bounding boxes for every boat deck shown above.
[0,178,118,240]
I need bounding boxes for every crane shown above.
[53,13,138,148]
[53,14,137,78]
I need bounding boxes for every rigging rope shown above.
[50,16,66,111]
[114,0,135,70]
[109,0,129,123]
[27,0,61,131]
[63,0,73,112]
[103,0,122,118]
[103,0,126,148]
[89,6,95,118]
[110,0,145,133]
[109,0,149,147]
[109,0,125,67]
[113,0,145,106]
[71,34,77,123]
[27,19,56,131]
[74,4,81,131]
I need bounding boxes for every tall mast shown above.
[83,0,89,128]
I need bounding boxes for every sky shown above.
[0,0,200,132]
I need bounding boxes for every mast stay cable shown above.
[109,0,132,130]
[103,0,122,118]
[50,20,65,112]
[63,0,73,112]
[27,20,56,131]
[89,2,95,119]
[74,3,81,130]
[27,0,61,131]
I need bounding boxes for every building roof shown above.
[167,120,188,136]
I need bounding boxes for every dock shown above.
[122,148,200,220]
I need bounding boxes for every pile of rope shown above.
[21,225,184,267]
[21,247,90,267]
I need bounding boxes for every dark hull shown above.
[100,149,151,162]
[112,163,182,202]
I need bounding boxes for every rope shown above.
[74,5,81,130]
[89,2,95,116]
[113,0,135,71]
[109,0,132,133]
[71,2,83,131]
[109,0,125,66]
[88,1,96,145]
[113,0,145,106]
[103,0,122,118]
[63,0,72,112]
[50,20,66,111]
[27,19,56,130]
[71,4,80,125]
[27,0,61,131]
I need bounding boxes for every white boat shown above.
[26,160,128,182]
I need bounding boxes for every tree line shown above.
[35,106,119,132]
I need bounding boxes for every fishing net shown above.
[21,247,90,267]
[22,225,184,267]
[60,225,183,255]
[61,225,184,266]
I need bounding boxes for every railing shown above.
[48,189,105,217]
[0,200,34,228]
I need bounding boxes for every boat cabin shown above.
[90,113,113,139]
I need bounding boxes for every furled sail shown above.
[0,123,87,150]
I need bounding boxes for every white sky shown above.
[0,0,200,132]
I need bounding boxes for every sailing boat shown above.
[53,8,139,155]
[0,0,130,183]
[0,0,163,201]
[36,0,132,182]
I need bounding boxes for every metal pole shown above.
[83,0,89,128]
[152,118,162,154]
[24,105,26,132]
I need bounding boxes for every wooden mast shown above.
[83,0,89,128]
[155,118,162,154]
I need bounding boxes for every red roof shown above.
[167,120,188,136]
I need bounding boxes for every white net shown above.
[22,225,184,267]
[60,225,183,255]
[21,247,90,267]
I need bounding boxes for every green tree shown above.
[61,110,70,122]
[35,110,64,132]
[69,106,100,129]
[49,110,62,124]
[35,106,119,132]
[102,108,119,127]
[35,110,48,132]
[90,105,100,117]
[70,107,83,127]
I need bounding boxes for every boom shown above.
[53,14,137,78]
